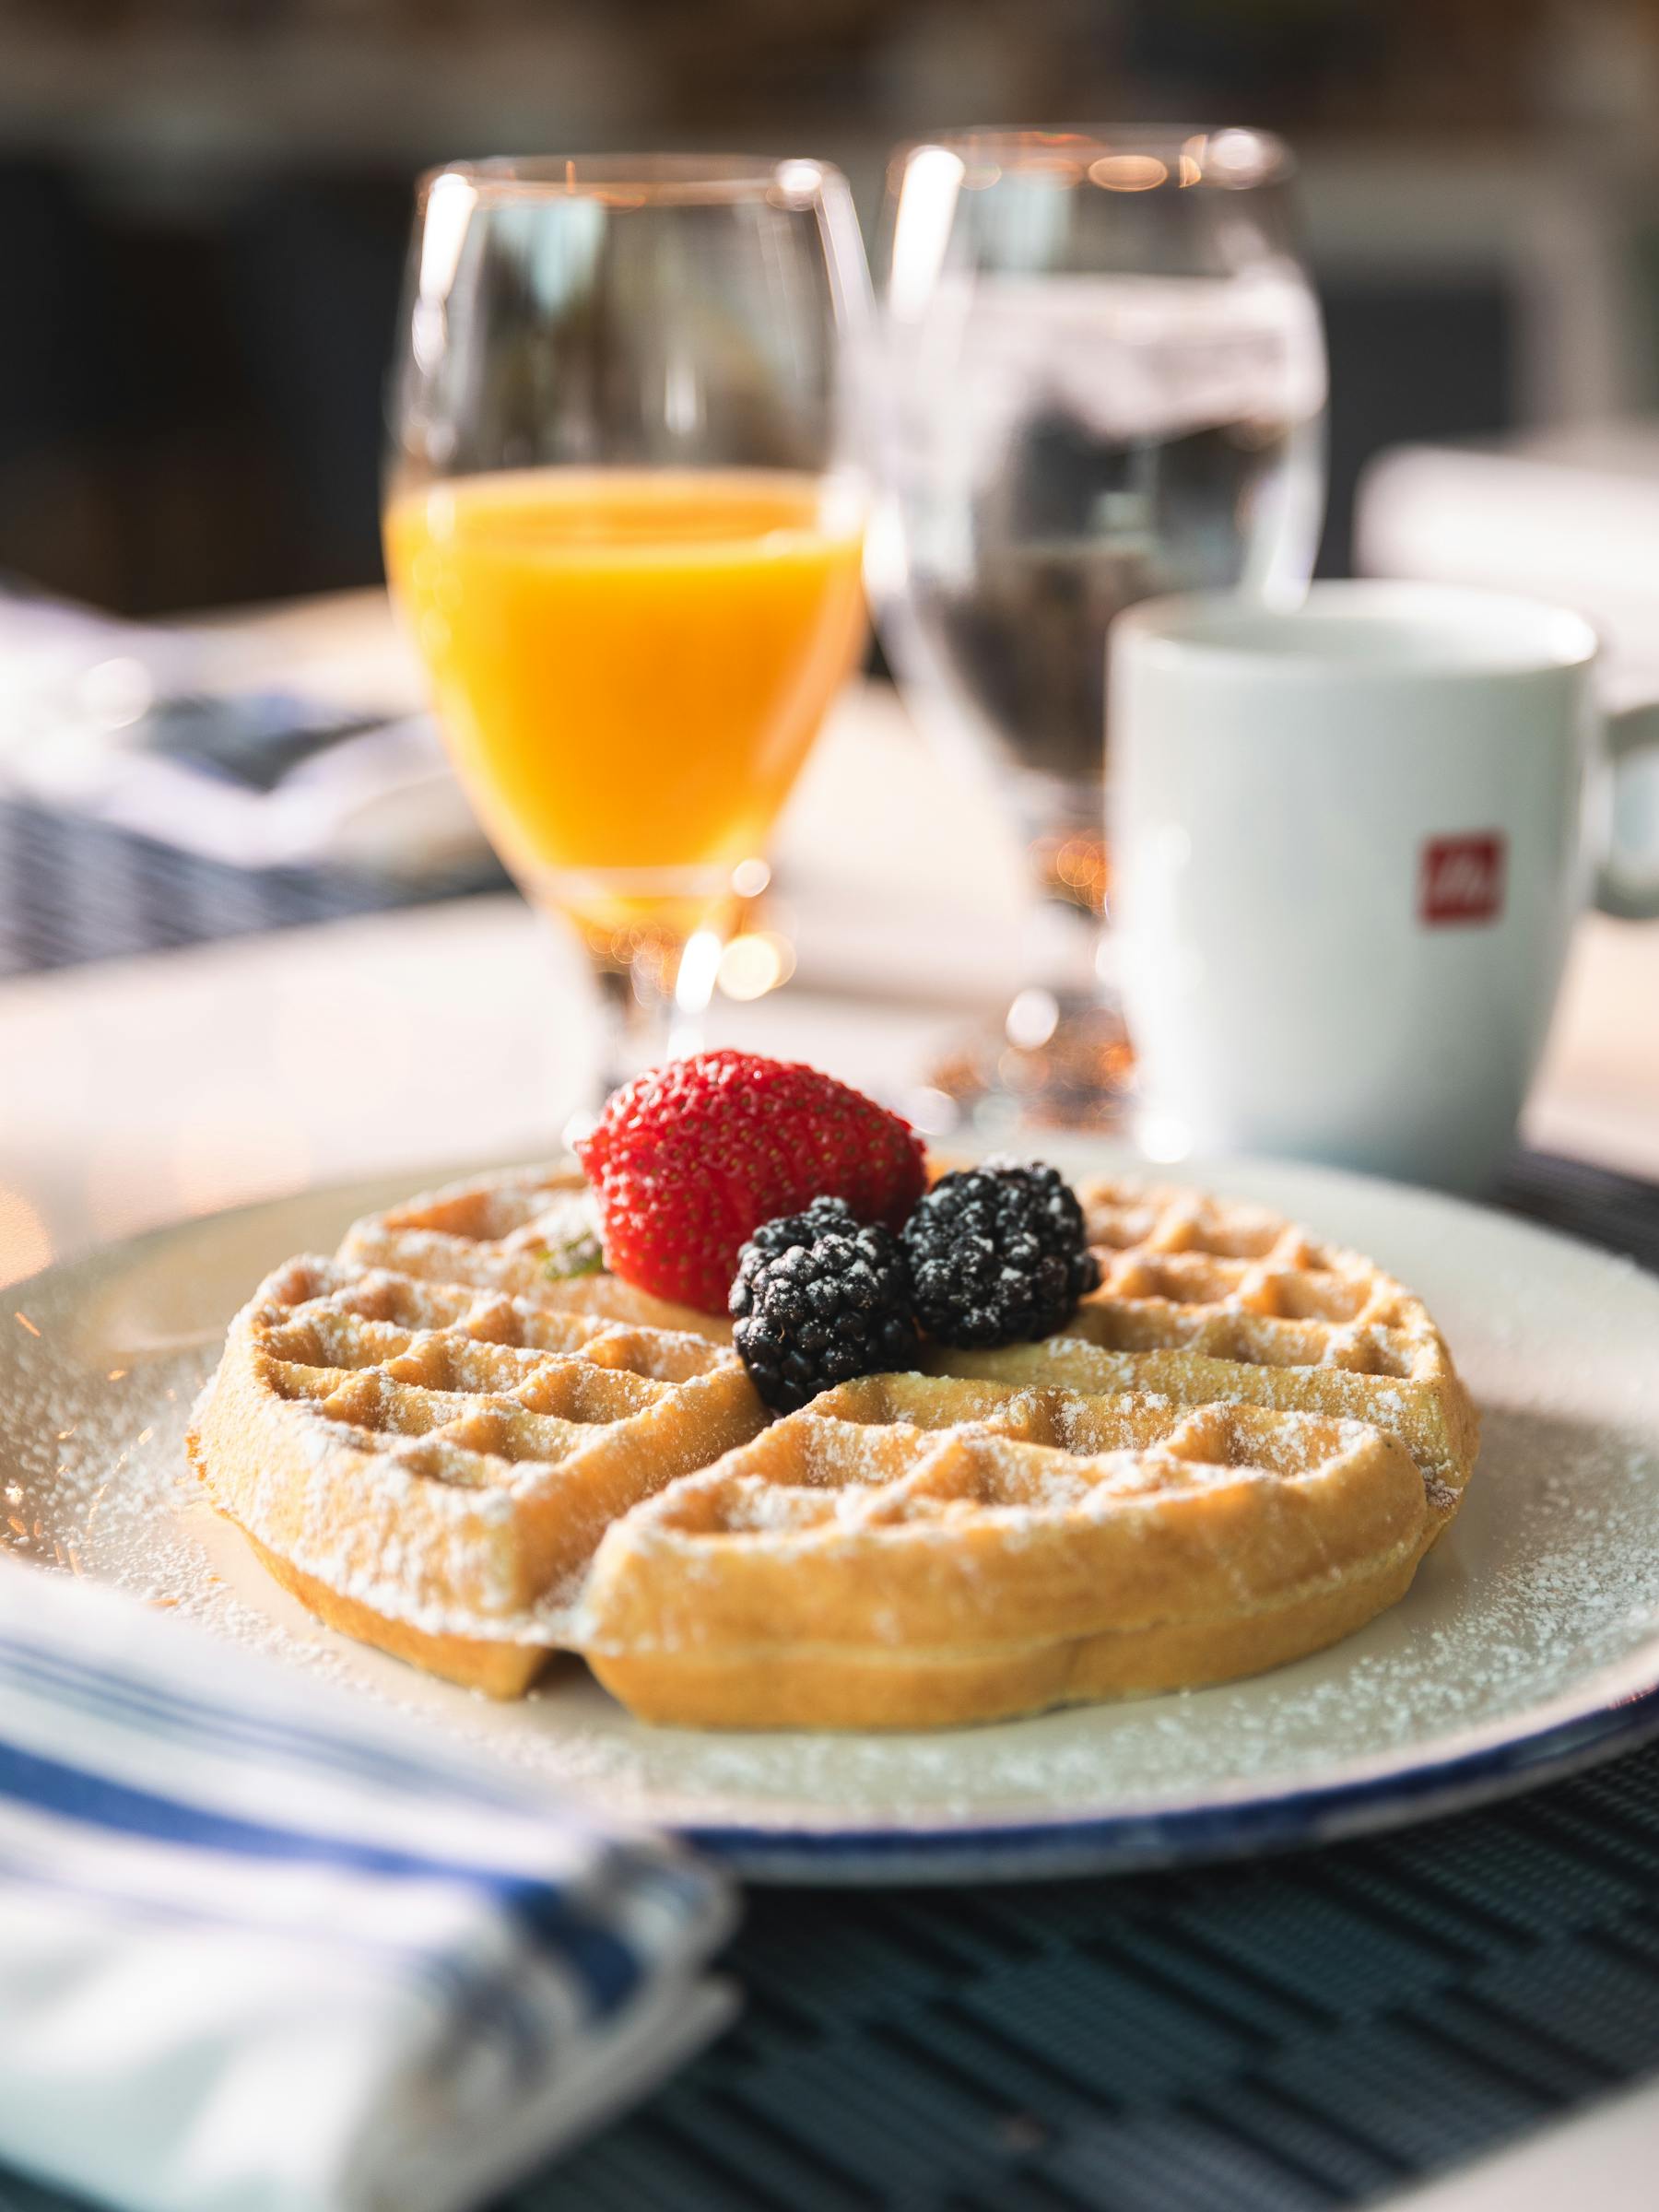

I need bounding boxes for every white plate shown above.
[6,1145,1659,1884]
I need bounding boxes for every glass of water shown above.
[874,128,1326,1131]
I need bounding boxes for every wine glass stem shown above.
[585,926,725,1102]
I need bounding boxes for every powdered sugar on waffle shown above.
[7,1159,1659,1838]
[8,1331,1659,1828]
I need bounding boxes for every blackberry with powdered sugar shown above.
[902,1159,1100,1348]
[729,1197,919,1413]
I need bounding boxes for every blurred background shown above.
[4,0,1658,616]
[3,0,1658,1286]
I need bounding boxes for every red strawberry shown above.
[576,1050,927,1315]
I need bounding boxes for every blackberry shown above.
[729,1196,920,1413]
[902,1159,1100,1347]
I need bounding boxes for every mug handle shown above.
[1595,703,1659,921]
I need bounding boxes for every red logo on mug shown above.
[1420,834,1506,926]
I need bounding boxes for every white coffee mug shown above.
[1109,582,1659,1191]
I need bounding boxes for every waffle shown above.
[575,1373,1431,1729]
[188,1254,765,1695]
[930,1177,1477,1532]
[338,1164,730,1341]
[194,1162,1477,1725]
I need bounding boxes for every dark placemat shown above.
[543,1758,1659,2212]
[1497,1149,1659,1270]
[0,796,506,977]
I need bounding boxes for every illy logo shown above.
[1420,833,1506,926]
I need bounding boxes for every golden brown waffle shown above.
[194,1163,1476,1724]
[189,1254,765,1696]
[930,1177,1477,1531]
[338,1164,730,1340]
[576,1372,1431,1729]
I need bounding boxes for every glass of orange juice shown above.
[383,155,871,1096]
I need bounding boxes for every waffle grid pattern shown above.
[339,1169,730,1337]
[615,1375,1397,1537]
[197,1171,1472,1719]
[580,1373,1426,1728]
[935,1180,1478,1524]
[1075,1180,1442,1380]
[188,1256,765,1680]
[255,1258,738,1494]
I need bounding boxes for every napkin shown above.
[0,1556,735,2212]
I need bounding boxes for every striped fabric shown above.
[0,1557,735,2212]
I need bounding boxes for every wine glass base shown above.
[922,1000,1135,1139]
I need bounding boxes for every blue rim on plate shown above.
[679,1694,1659,1882]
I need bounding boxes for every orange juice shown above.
[384,469,865,935]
